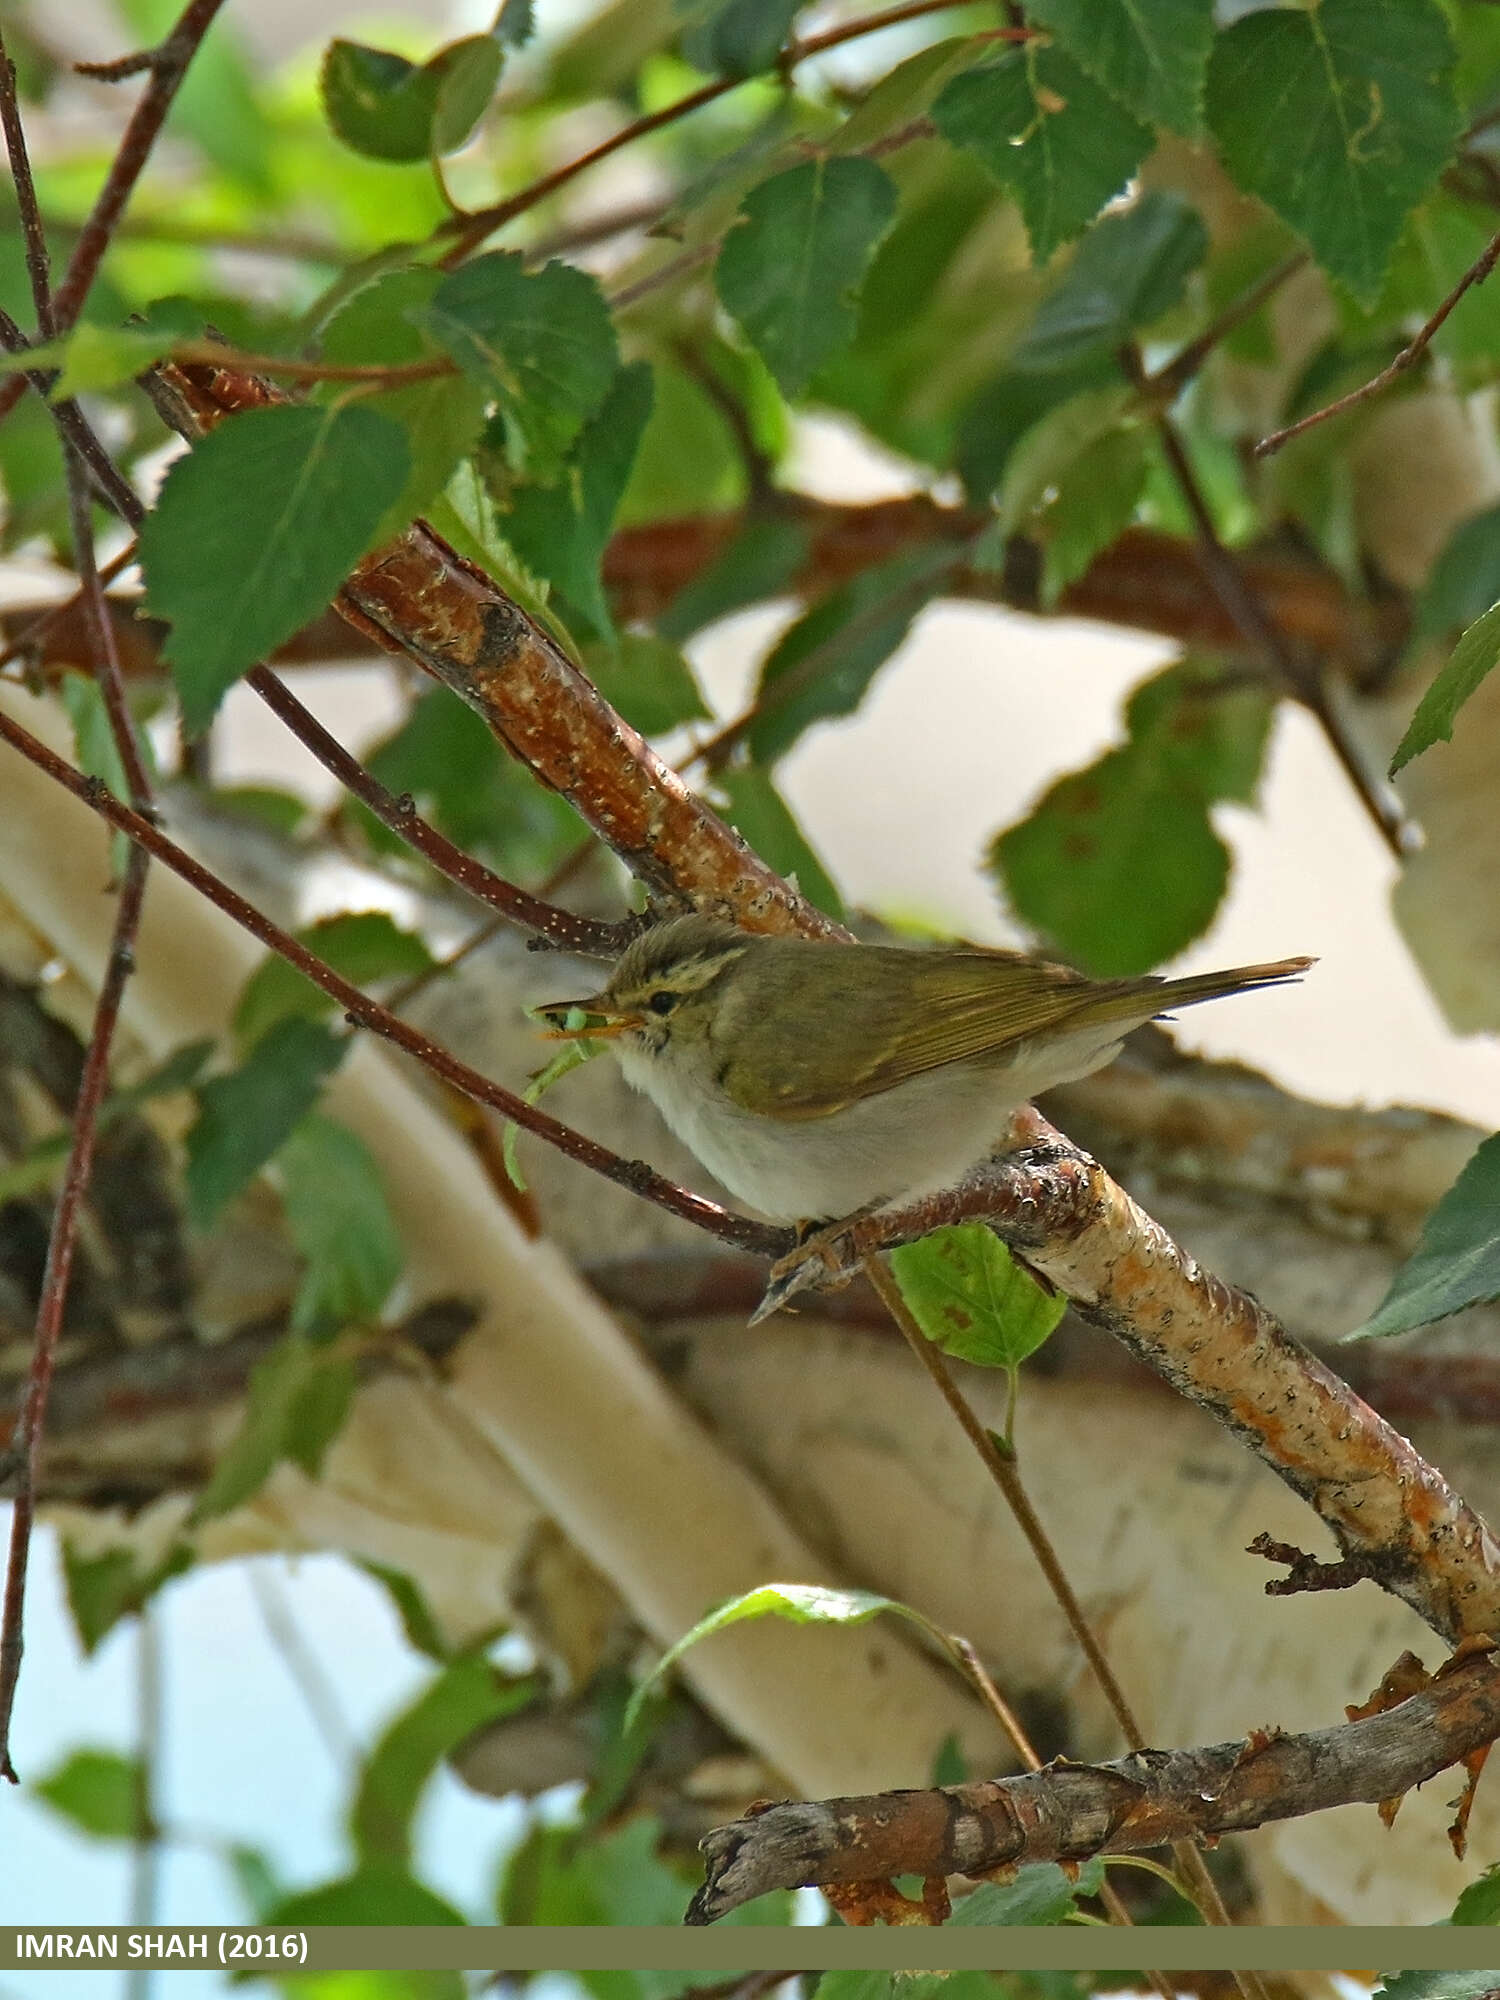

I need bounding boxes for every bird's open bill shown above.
[533,997,641,1041]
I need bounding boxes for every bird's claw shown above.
[751,1215,869,1324]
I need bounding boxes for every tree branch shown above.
[687,1647,1500,1921]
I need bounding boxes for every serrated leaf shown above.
[1206,0,1461,309]
[234,911,434,1048]
[953,1859,1105,1924]
[715,157,898,398]
[681,0,800,78]
[657,511,811,642]
[0,322,176,399]
[265,1864,467,1927]
[890,1224,1065,1372]
[62,1541,191,1657]
[932,44,1151,264]
[747,547,946,762]
[277,1115,404,1335]
[710,764,844,920]
[318,269,487,544]
[1027,0,1212,136]
[991,662,1272,975]
[624,1583,944,1732]
[1351,1132,1500,1338]
[833,38,991,157]
[321,35,501,164]
[352,1654,534,1867]
[190,1333,355,1523]
[421,253,619,477]
[502,360,654,634]
[363,685,584,876]
[431,463,575,658]
[1450,1861,1500,1924]
[184,1017,347,1230]
[140,403,410,734]
[35,1749,145,1840]
[1011,191,1208,371]
[581,632,710,735]
[1391,598,1500,774]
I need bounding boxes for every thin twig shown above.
[0,28,54,338]
[1148,251,1308,402]
[248,1562,358,1768]
[1254,226,1500,459]
[0,546,139,676]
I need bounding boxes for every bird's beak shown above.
[533,995,642,1041]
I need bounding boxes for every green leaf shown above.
[709,763,844,920]
[991,662,1272,975]
[360,1561,454,1663]
[1391,599,1500,774]
[277,1115,404,1335]
[657,512,811,643]
[890,1224,1066,1371]
[34,1749,145,1840]
[363,686,584,876]
[955,356,1119,506]
[496,0,535,49]
[931,1732,968,1787]
[117,0,273,190]
[353,1654,535,1867]
[953,1859,1105,1924]
[581,632,710,736]
[317,269,487,545]
[625,1584,942,1733]
[1205,0,1461,309]
[140,403,410,734]
[1451,1861,1500,1924]
[321,35,502,163]
[1026,0,1212,136]
[502,360,655,634]
[234,911,435,1048]
[1035,425,1151,604]
[681,0,800,78]
[61,669,140,874]
[184,1017,347,1230]
[1011,191,1208,372]
[0,322,177,399]
[747,547,947,763]
[191,1333,356,1523]
[498,1816,694,1927]
[997,385,1133,537]
[430,464,576,658]
[1352,1132,1500,1338]
[265,1863,467,1927]
[1376,1980,1500,2000]
[62,1541,192,1657]
[715,157,898,398]
[421,253,619,477]
[932,44,1152,264]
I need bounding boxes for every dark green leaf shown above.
[209,787,312,838]
[1026,0,1212,135]
[833,38,992,157]
[363,686,584,876]
[140,403,410,734]
[1033,425,1150,603]
[62,1541,191,1657]
[1415,505,1500,640]
[321,35,501,163]
[184,1017,346,1230]
[891,1225,1065,1371]
[499,1816,693,1926]
[495,0,536,49]
[1205,0,1461,308]
[277,1115,404,1334]
[747,547,946,762]
[223,1843,284,1923]
[1011,191,1208,371]
[353,1653,535,1867]
[931,1732,968,1787]
[681,0,800,78]
[991,662,1272,974]
[265,1863,467,1927]
[616,360,751,525]
[581,632,710,735]
[421,253,619,477]
[430,466,577,658]
[1391,599,1500,774]
[234,911,435,1048]
[955,356,1119,505]
[360,1561,454,1663]
[952,1859,1104,1924]
[1352,1132,1500,1338]
[34,1749,145,1841]
[932,45,1151,264]
[1451,1861,1500,1924]
[1376,1979,1500,2000]
[503,360,655,633]
[710,764,844,919]
[61,669,139,874]
[318,269,487,544]
[191,1333,356,1523]
[657,512,811,642]
[715,157,898,397]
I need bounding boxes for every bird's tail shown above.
[1085,955,1315,1025]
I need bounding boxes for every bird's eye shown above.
[647,991,678,1015]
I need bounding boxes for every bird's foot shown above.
[752,1209,879,1325]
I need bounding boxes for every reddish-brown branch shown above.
[687,1647,1500,1920]
[0,698,785,1260]
[0,29,54,338]
[1255,226,1500,460]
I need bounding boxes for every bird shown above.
[537,913,1313,1226]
